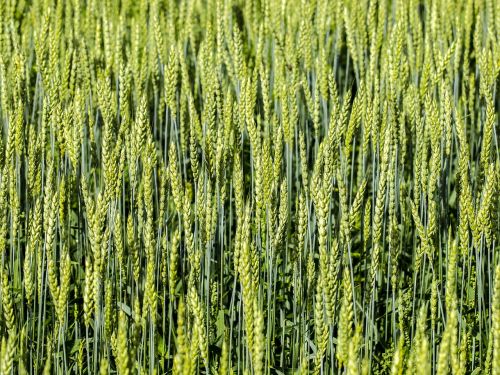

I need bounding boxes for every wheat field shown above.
[0,0,499,373]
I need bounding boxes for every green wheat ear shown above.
[0,0,498,372]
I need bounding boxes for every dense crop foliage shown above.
[0,0,499,373]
